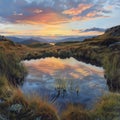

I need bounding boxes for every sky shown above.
[0,0,120,37]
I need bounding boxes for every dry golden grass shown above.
[0,89,60,120]
[93,93,120,120]
[61,105,91,120]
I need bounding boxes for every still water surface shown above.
[21,57,108,110]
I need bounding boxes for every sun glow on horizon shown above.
[0,0,120,36]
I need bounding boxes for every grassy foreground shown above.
[0,51,59,120]
[0,25,120,119]
[0,41,120,120]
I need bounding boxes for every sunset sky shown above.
[0,0,120,36]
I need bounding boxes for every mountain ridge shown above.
[4,36,95,44]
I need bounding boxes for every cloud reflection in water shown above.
[22,57,108,111]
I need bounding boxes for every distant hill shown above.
[0,36,29,56]
[83,25,120,47]
[20,39,41,45]
[20,36,95,43]
[55,36,95,43]
[6,37,47,44]
[30,37,48,43]
[6,36,95,44]
[6,36,25,43]
[105,25,120,37]
[98,25,120,39]
[27,42,51,48]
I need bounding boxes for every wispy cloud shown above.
[63,4,92,16]
[0,0,119,36]
[8,10,69,25]
[0,0,115,25]
[72,27,106,36]
[82,27,106,32]
[72,27,106,33]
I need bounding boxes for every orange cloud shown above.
[24,58,66,75]
[10,10,69,25]
[63,4,92,16]
[71,11,108,22]
[86,11,98,17]
[7,4,108,28]
[106,5,113,10]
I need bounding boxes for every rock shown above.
[9,104,23,113]
[0,114,8,120]
[35,117,42,120]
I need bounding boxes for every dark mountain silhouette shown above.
[20,38,41,44]
[55,36,95,43]
[6,36,25,43]
[105,25,120,37]
[6,36,95,44]
[83,25,120,46]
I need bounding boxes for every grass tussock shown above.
[61,105,91,120]
[0,90,59,120]
[93,93,120,120]
[0,51,27,86]
[103,52,120,91]
[0,75,8,97]
[1,91,120,120]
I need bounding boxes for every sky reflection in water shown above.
[21,57,108,111]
